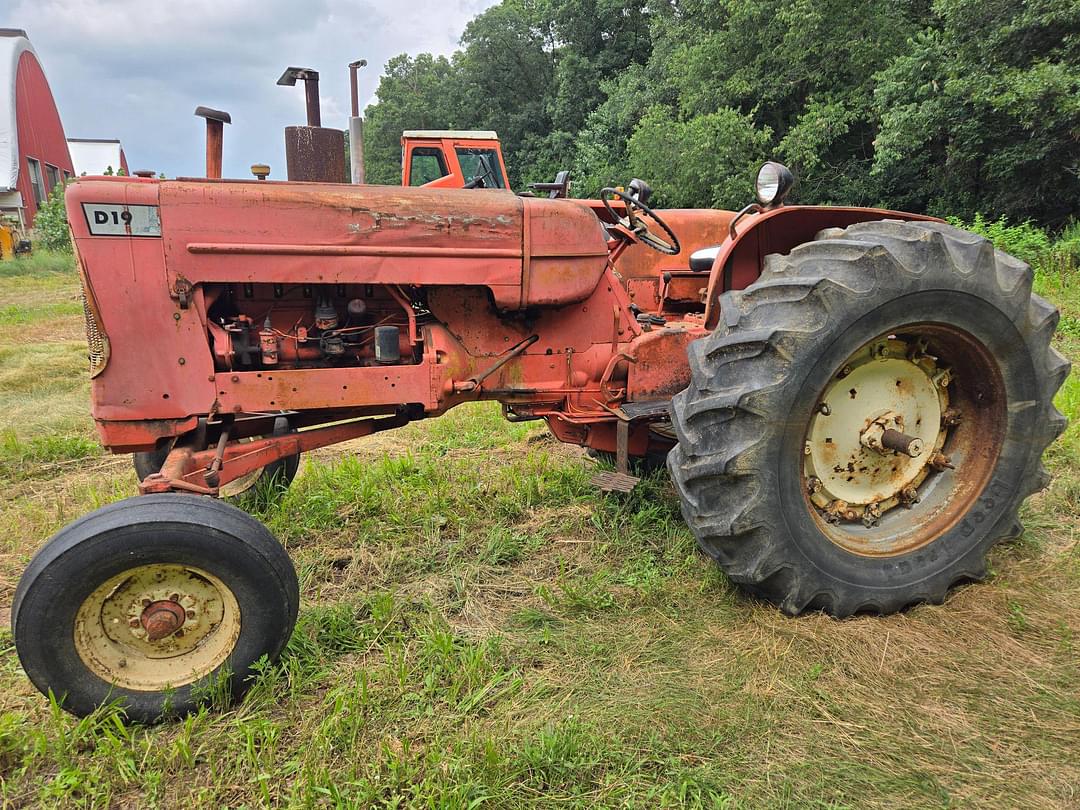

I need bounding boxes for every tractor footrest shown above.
[621,400,672,421]
[590,470,640,493]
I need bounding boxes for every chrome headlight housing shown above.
[755,161,795,207]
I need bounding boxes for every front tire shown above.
[669,220,1069,617]
[12,495,298,721]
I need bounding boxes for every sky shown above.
[2,0,497,179]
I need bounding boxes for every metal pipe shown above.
[348,59,367,184]
[348,59,366,117]
[304,77,321,127]
[205,121,223,178]
[194,107,231,180]
[277,67,321,127]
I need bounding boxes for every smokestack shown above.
[194,106,231,179]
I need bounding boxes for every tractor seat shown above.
[689,245,720,272]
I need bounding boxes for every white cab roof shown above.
[402,130,499,141]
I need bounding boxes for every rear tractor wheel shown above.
[12,495,298,721]
[669,220,1069,617]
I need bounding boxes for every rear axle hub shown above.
[804,335,951,529]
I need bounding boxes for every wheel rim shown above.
[74,564,241,691]
[221,467,263,497]
[802,324,1007,557]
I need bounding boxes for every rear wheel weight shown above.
[669,220,1069,617]
[11,495,298,721]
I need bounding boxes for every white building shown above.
[67,137,129,177]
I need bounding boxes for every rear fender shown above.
[702,205,939,329]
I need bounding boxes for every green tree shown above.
[627,106,772,208]
[360,0,1079,224]
[363,54,468,185]
[873,0,1080,223]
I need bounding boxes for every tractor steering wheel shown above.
[601,186,681,256]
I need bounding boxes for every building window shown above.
[45,164,61,192]
[63,170,73,181]
[26,158,46,205]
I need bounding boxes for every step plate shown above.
[590,470,640,493]
[621,400,672,420]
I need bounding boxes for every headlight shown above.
[755,161,794,207]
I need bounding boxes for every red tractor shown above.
[12,132,1068,720]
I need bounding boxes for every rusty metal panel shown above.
[214,364,435,414]
[284,126,347,183]
[627,327,701,401]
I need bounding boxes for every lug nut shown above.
[930,452,954,471]
[942,409,963,428]
[807,476,822,495]
[817,403,831,416]
[900,486,920,507]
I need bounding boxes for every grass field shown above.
[0,250,1076,809]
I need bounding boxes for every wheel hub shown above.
[74,563,240,691]
[804,336,951,529]
[139,599,187,641]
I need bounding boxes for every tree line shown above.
[363,0,1079,226]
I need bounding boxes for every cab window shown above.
[455,148,505,189]
[409,147,448,186]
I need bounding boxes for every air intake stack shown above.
[277,66,347,184]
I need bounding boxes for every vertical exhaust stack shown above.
[194,107,231,179]
[348,59,367,185]
[277,67,347,184]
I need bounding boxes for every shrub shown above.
[947,214,1052,266]
[33,180,72,253]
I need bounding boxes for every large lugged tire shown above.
[669,220,1069,617]
[12,495,298,721]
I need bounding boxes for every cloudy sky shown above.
[2,0,497,178]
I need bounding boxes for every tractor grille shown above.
[76,256,110,378]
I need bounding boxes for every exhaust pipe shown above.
[277,67,321,127]
[194,106,231,179]
[349,59,367,184]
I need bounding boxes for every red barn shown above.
[0,28,73,228]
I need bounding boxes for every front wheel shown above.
[12,495,298,721]
[669,220,1069,617]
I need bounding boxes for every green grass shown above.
[0,245,1076,807]
[0,250,75,278]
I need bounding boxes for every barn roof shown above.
[0,29,35,193]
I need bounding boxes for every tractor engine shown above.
[206,282,414,370]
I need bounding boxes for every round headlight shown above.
[755,161,794,207]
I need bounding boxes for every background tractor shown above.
[10,103,1068,722]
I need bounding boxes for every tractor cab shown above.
[401,130,510,190]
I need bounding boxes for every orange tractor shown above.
[12,97,1068,722]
